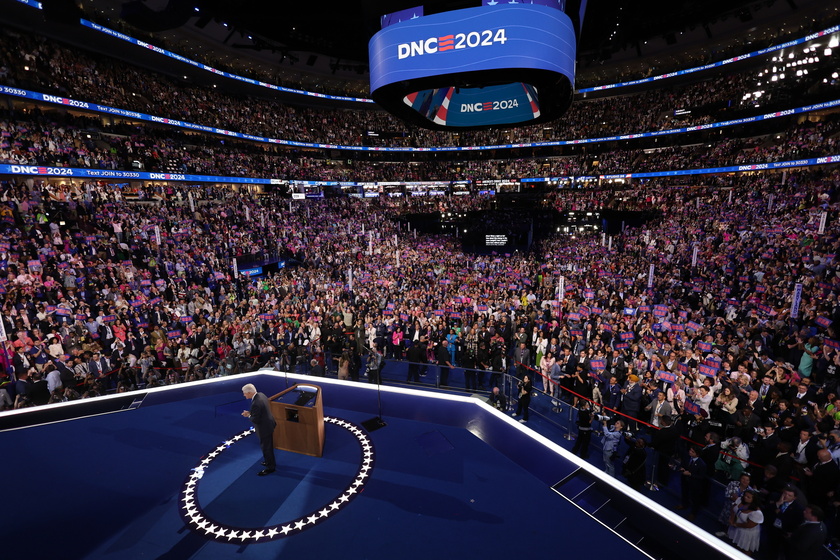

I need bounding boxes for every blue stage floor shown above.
[1,374,742,560]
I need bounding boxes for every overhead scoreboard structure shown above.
[369,0,586,130]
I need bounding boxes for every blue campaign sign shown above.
[369,5,575,92]
[657,371,677,384]
[239,267,263,277]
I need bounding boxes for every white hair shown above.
[242,384,257,394]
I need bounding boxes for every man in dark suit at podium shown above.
[242,383,277,476]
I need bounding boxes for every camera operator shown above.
[750,423,781,486]
[716,436,750,481]
[488,386,507,412]
[571,400,594,459]
[365,343,384,384]
[512,375,532,423]
[601,418,626,476]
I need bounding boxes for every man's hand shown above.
[242,410,250,418]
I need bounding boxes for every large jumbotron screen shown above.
[369,2,579,130]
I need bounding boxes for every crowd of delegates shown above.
[2,26,839,151]
[1,107,838,186]
[1,14,839,559]
[1,161,839,554]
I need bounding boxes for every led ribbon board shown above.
[369,4,576,130]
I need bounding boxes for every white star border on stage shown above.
[179,416,375,543]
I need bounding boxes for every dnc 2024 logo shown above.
[397,29,508,59]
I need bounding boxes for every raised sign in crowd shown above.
[1,18,840,560]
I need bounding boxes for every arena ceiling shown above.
[32,0,832,95]
[201,0,762,59]
[88,0,769,62]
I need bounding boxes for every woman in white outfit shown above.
[727,489,763,555]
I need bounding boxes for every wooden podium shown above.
[268,384,324,457]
